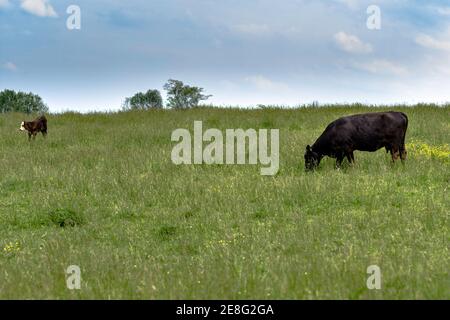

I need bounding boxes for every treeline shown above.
[0,79,211,113]
[0,89,49,114]
[5,79,447,114]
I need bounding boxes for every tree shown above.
[163,79,212,109]
[0,89,48,114]
[123,89,163,110]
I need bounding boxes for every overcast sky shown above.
[1,0,450,112]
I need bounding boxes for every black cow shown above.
[304,111,408,170]
[19,115,48,141]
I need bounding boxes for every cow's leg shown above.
[400,150,407,162]
[346,151,355,164]
[335,154,344,169]
[391,147,400,163]
[346,154,352,163]
[400,130,407,163]
[400,145,407,162]
[28,132,32,142]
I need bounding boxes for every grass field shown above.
[0,105,448,299]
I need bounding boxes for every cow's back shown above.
[314,111,408,154]
[348,112,407,151]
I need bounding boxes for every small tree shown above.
[163,79,211,109]
[0,89,48,114]
[123,89,163,110]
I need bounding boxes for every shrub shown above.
[163,79,211,109]
[48,208,85,228]
[123,89,163,110]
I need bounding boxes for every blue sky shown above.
[1,0,450,112]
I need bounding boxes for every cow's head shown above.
[19,121,26,132]
[304,145,320,171]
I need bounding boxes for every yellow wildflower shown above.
[406,140,450,162]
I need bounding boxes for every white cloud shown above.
[232,24,271,36]
[245,75,290,91]
[436,7,450,16]
[0,0,10,8]
[334,31,373,54]
[20,0,57,17]
[334,0,359,10]
[353,59,408,76]
[3,62,17,71]
[415,33,450,52]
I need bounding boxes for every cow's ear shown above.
[306,145,311,152]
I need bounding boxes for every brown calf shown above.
[19,115,48,141]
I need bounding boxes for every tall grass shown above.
[0,105,448,299]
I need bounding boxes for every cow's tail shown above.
[400,112,408,143]
[400,112,408,159]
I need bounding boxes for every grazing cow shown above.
[304,111,408,170]
[19,115,48,141]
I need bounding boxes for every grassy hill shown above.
[0,105,448,299]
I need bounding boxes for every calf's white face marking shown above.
[19,121,26,131]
